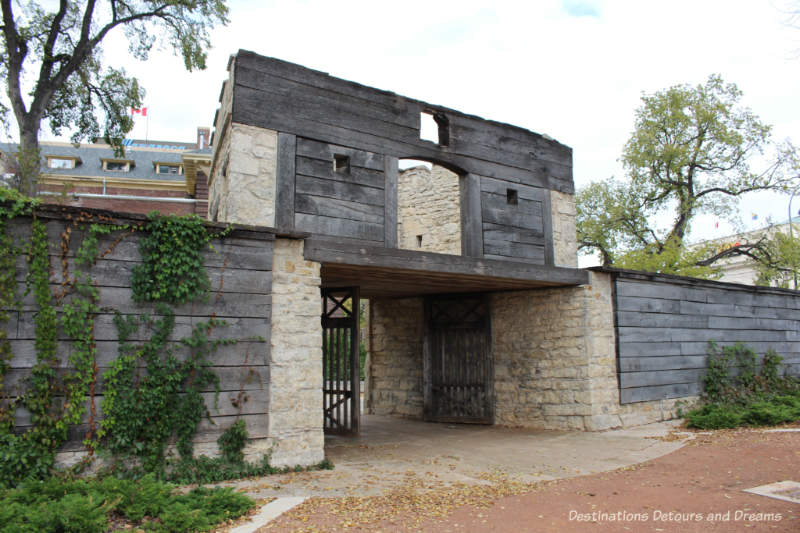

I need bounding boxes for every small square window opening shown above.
[333,154,350,174]
[507,189,518,205]
[416,235,423,248]
[419,111,450,146]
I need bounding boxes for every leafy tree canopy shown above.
[578,74,799,277]
[753,228,800,288]
[0,0,229,194]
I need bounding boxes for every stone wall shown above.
[268,238,324,466]
[550,190,578,267]
[397,165,461,255]
[365,297,424,417]
[491,271,699,430]
[491,274,606,430]
[365,272,702,431]
[208,122,278,227]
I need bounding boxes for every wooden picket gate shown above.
[322,287,360,434]
[424,294,494,424]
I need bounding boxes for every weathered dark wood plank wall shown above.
[611,270,800,404]
[232,51,573,194]
[3,216,274,450]
[226,50,575,267]
[293,138,386,242]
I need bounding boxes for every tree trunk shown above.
[17,119,41,196]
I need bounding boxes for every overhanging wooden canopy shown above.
[304,238,588,298]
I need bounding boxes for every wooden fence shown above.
[2,207,275,450]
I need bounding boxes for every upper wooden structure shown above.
[213,51,587,295]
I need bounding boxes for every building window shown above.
[47,157,76,169]
[506,189,518,205]
[102,159,132,172]
[333,154,350,174]
[419,111,449,146]
[157,164,182,175]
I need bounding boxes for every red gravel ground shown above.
[263,428,799,532]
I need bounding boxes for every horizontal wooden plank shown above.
[620,382,701,404]
[619,356,708,372]
[620,368,706,388]
[24,413,269,450]
[8,340,269,369]
[234,85,562,192]
[678,341,799,356]
[482,223,544,244]
[617,311,709,329]
[16,311,270,342]
[618,341,683,358]
[617,327,792,344]
[481,193,543,230]
[295,213,384,242]
[615,296,681,314]
[297,138,385,171]
[17,258,272,295]
[295,174,384,206]
[678,301,736,317]
[13,390,269,427]
[4,365,268,395]
[615,280,707,302]
[236,63,420,131]
[234,52,574,192]
[483,240,545,264]
[305,238,588,286]
[295,193,385,224]
[5,218,274,268]
[479,176,546,201]
[706,315,800,331]
[296,155,385,189]
[12,284,271,319]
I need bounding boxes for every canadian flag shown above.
[130,107,148,116]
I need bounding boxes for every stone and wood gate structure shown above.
[203,51,800,463]
[5,51,799,468]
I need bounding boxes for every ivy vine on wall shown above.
[0,197,262,487]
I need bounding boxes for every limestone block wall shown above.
[365,274,697,430]
[209,123,278,227]
[397,165,461,255]
[492,272,620,430]
[268,238,324,466]
[491,271,699,431]
[365,297,424,417]
[491,280,599,430]
[550,190,578,267]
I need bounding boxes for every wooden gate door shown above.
[424,295,494,424]
[322,287,360,435]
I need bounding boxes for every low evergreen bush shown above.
[0,475,254,533]
[684,342,800,430]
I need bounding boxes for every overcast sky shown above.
[27,0,800,241]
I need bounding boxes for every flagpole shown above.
[790,188,798,290]
[145,111,149,144]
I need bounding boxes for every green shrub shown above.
[683,342,800,430]
[685,403,744,429]
[0,475,255,533]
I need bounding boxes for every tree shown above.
[0,0,229,195]
[577,75,798,276]
[752,228,800,288]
